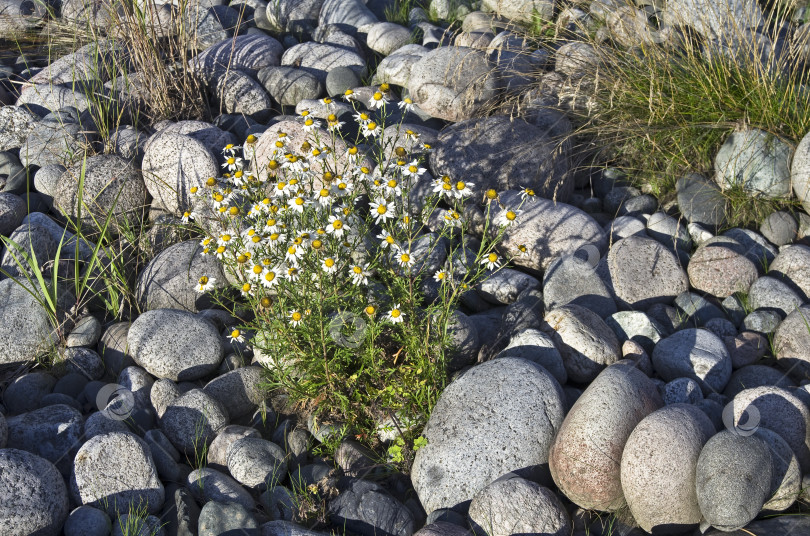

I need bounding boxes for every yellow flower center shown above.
[325,258,335,267]
[367,122,377,131]
[320,188,329,197]
[242,283,250,292]
[246,134,257,144]
[486,189,498,199]
[373,92,382,101]
[260,297,272,308]
[292,312,302,321]
[391,309,401,318]
[227,157,235,165]
[231,329,240,338]
[312,240,323,249]
[265,272,276,282]
[206,177,216,187]
[229,207,239,215]
[332,220,343,229]
[401,254,410,263]
[365,305,376,315]
[198,276,209,285]
[376,205,387,214]
[488,253,498,262]
[456,181,466,190]
[506,211,517,221]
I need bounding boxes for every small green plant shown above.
[116,500,165,536]
[189,86,527,465]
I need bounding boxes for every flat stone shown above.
[227,437,288,490]
[186,468,255,510]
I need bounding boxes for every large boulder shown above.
[549,362,663,512]
[652,328,732,395]
[620,404,716,534]
[0,449,69,536]
[411,358,565,514]
[430,116,572,202]
[774,305,810,382]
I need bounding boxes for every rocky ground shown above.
[2,0,810,535]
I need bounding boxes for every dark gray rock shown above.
[64,506,112,536]
[159,389,229,455]
[674,291,726,327]
[723,364,796,398]
[319,0,377,31]
[186,468,255,510]
[329,478,415,536]
[192,34,283,78]
[0,192,26,235]
[476,267,540,305]
[207,424,262,473]
[203,366,264,419]
[0,449,68,536]
[760,210,798,246]
[676,173,727,230]
[754,427,801,512]
[652,328,732,395]
[543,254,616,319]
[775,304,810,382]
[160,485,201,536]
[663,378,704,405]
[411,358,565,513]
[725,331,768,369]
[494,328,567,385]
[258,66,324,106]
[63,347,105,380]
[3,371,55,414]
[6,403,83,476]
[326,66,361,97]
[723,227,777,268]
[98,322,135,375]
[227,437,288,490]
[748,275,803,317]
[280,42,366,83]
[66,315,102,348]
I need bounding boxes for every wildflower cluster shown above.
[187,87,532,445]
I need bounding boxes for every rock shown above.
[203,366,264,419]
[144,429,182,481]
[141,132,219,214]
[136,240,227,312]
[674,291,726,327]
[62,347,105,380]
[620,404,715,534]
[281,42,366,83]
[67,315,102,347]
[198,501,258,536]
[211,69,272,120]
[724,364,796,398]
[411,358,565,514]
[64,506,112,536]
[129,308,224,381]
[599,235,689,309]
[542,304,621,383]
[542,253,616,319]
[367,22,413,55]
[554,41,599,77]
[161,485,201,536]
[761,210,798,246]
[151,378,181,419]
[695,431,772,532]
[73,432,164,516]
[148,120,236,155]
[261,486,297,521]
[549,362,663,511]
[160,389,229,455]
[605,311,663,355]
[676,173,728,230]
[3,372,56,415]
[731,386,810,471]
[792,129,810,214]
[742,310,781,334]
[106,125,148,164]
[688,236,760,298]
[646,211,692,251]
[192,34,283,78]
[6,404,83,475]
[409,47,497,121]
[0,106,37,152]
[319,0,377,31]
[475,267,540,305]
[467,476,570,536]
[0,192,25,235]
[373,45,429,87]
[606,215,647,242]
[335,440,377,479]
[754,427,801,511]
[749,275,803,317]
[431,116,571,202]
[702,514,810,535]
[16,84,90,116]
[770,244,810,301]
[723,227,777,268]
[186,468,255,510]
[726,331,768,368]
[112,513,165,536]
[774,304,810,382]
[663,378,704,405]
[326,66,361,97]
[489,190,606,273]
[493,328,567,385]
[264,0,323,33]
[99,322,135,375]
[714,128,792,198]
[652,328,732,394]
[329,478,414,536]
[207,425,262,472]
[19,121,87,168]
[227,437,287,490]
[258,66,324,106]
[0,449,68,536]
[261,520,333,536]
[444,310,480,371]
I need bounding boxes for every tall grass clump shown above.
[554,0,810,222]
[188,87,527,463]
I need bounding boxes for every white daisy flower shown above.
[322,257,338,274]
[222,155,243,172]
[302,117,321,132]
[444,209,462,227]
[289,310,304,327]
[240,282,253,298]
[398,97,414,113]
[404,129,420,141]
[285,266,300,282]
[260,268,280,288]
[227,328,244,343]
[395,249,414,267]
[181,211,196,224]
[289,196,308,213]
[217,233,234,247]
[496,208,522,227]
[376,230,397,249]
[285,244,304,265]
[195,275,216,293]
[368,91,388,110]
[480,252,501,270]
[433,270,448,283]
[382,178,402,197]
[519,186,537,201]
[402,160,425,178]
[386,304,404,323]
[326,215,349,238]
[349,264,370,286]
[361,121,382,138]
[343,89,356,102]
[331,179,353,197]
[325,113,344,132]
[314,187,333,207]
[369,199,395,224]
[452,180,473,199]
[353,111,371,124]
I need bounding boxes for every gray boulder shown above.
[542,249,616,319]
[0,279,65,367]
[0,449,68,536]
[207,425,262,472]
[198,500,258,536]
[754,428,801,512]
[676,173,728,230]
[203,366,264,419]
[73,432,164,516]
[64,506,112,536]
[6,404,83,476]
[280,42,366,83]
[467,476,570,536]
[769,244,810,301]
[605,311,663,355]
[494,328,567,385]
[714,128,793,198]
[328,479,415,536]
[20,121,87,168]
[373,44,430,87]
[159,389,229,455]
[411,358,565,514]
[192,34,283,78]
[775,305,810,382]
[748,275,803,317]
[227,437,287,490]
[258,66,324,106]
[0,106,37,152]
[319,0,377,30]
[620,404,715,533]
[186,467,255,510]
[367,22,413,55]
[688,236,759,298]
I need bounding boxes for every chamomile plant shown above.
[188,86,533,458]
